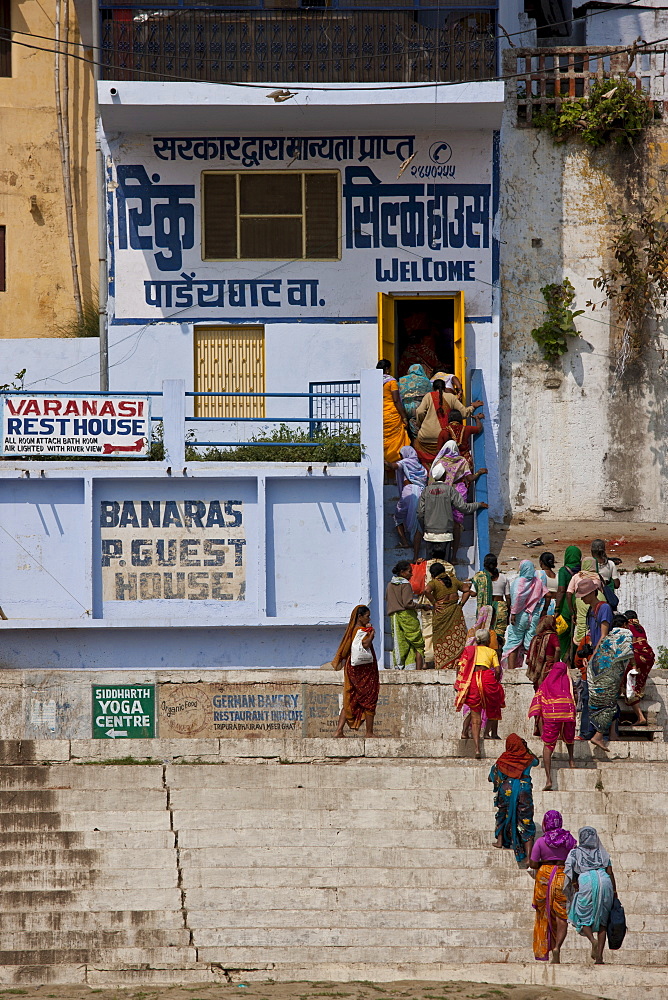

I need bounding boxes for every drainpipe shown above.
[92,0,109,390]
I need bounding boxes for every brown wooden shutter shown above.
[0,0,10,77]
[203,174,237,258]
[305,173,339,259]
[0,227,6,292]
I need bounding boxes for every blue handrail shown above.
[470,369,489,571]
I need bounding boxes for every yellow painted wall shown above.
[0,0,97,338]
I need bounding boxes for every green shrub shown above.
[533,76,655,147]
[531,278,583,362]
[150,421,361,463]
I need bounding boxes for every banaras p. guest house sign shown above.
[1,394,151,456]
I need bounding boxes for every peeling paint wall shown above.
[499,87,668,522]
[0,0,98,340]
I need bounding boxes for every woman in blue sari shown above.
[501,561,548,671]
[565,827,617,964]
[489,733,539,866]
[398,364,433,437]
[587,624,634,751]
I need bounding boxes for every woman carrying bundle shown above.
[565,827,617,964]
[424,561,470,670]
[332,605,379,738]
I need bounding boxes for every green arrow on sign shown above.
[92,685,156,740]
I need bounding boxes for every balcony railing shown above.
[100,7,497,83]
[505,46,668,125]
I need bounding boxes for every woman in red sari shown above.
[455,628,505,758]
[621,610,655,725]
[333,605,379,737]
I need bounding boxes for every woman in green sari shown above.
[554,546,581,662]
[472,553,509,642]
[425,562,470,669]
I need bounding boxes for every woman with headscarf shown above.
[501,561,548,671]
[587,621,635,751]
[424,561,470,670]
[398,364,433,437]
[565,827,617,964]
[529,661,577,789]
[554,546,582,662]
[455,627,505,757]
[529,810,577,963]
[392,445,428,554]
[414,380,481,469]
[377,360,410,467]
[621,610,655,725]
[332,605,379,737]
[488,734,539,866]
[568,556,605,649]
[471,553,510,643]
[525,615,560,693]
[445,409,483,471]
[431,440,487,563]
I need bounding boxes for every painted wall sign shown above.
[92,684,156,739]
[108,130,495,322]
[99,498,246,602]
[1,394,151,456]
[157,681,400,738]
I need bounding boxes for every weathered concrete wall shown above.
[499,92,668,522]
[0,0,98,339]
[2,668,665,741]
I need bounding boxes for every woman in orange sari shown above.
[529,810,577,963]
[378,360,409,466]
[333,605,379,737]
[455,628,505,757]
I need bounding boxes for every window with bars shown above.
[202,171,340,260]
[194,325,265,418]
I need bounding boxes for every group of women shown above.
[379,359,486,562]
[490,735,618,966]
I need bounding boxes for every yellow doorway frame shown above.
[377,291,466,402]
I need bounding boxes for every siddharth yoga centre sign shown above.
[109,131,495,322]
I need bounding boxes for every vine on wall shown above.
[589,210,668,377]
[531,279,583,362]
[533,76,655,147]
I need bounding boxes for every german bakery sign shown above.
[1,394,151,456]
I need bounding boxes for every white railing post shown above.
[360,368,384,649]
[162,379,186,468]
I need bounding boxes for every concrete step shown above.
[0,868,178,890]
[0,764,165,789]
[0,929,191,949]
[0,830,175,849]
[0,946,197,966]
[0,810,171,831]
[184,885,667,914]
[0,888,182,911]
[0,909,186,931]
[0,848,176,869]
[166,761,668,792]
[171,807,668,833]
[191,943,668,965]
[179,865,657,893]
[0,789,167,810]
[176,825,662,853]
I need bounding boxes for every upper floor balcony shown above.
[99,0,498,84]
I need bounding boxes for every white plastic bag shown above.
[351,630,373,666]
[626,667,639,701]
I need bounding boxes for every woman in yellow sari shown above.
[377,360,409,465]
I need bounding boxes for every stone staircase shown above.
[0,742,665,998]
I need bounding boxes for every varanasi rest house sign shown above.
[1,394,151,456]
[92,685,156,739]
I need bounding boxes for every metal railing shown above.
[506,46,668,125]
[308,380,360,437]
[185,389,360,448]
[100,7,497,83]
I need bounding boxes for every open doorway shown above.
[395,298,455,378]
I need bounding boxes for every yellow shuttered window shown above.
[194,326,265,418]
